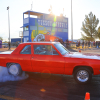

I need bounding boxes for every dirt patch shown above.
[0,47,16,52]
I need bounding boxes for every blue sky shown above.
[0,0,100,41]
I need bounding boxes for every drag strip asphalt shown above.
[0,72,100,100]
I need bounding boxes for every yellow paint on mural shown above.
[31,25,55,41]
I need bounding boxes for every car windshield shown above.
[54,43,70,55]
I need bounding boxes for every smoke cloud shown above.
[0,66,29,82]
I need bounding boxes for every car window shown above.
[20,45,31,54]
[54,43,70,55]
[34,45,59,55]
[52,46,59,55]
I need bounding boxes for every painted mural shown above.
[23,11,68,42]
[31,19,61,42]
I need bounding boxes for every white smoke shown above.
[0,66,29,82]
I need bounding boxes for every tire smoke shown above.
[0,66,29,82]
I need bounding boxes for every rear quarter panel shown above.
[64,57,100,75]
[0,54,18,67]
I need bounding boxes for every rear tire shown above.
[73,67,92,84]
[8,63,22,76]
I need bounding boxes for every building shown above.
[21,10,68,42]
[11,38,24,43]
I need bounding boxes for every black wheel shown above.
[7,63,22,76]
[73,67,92,84]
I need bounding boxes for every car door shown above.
[31,44,65,74]
[17,44,33,72]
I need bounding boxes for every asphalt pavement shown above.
[0,73,100,100]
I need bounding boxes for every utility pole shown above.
[7,6,10,50]
[31,1,33,10]
[71,0,73,42]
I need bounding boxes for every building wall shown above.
[11,38,24,43]
[23,11,68,42]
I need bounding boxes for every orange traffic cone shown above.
[85,92,90,100]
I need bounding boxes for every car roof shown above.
[20,42,60,45]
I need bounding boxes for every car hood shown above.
[64,52,100,60]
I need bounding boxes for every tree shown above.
[3,41,8,43]
[81,12,99,41]
[0,37,3,41]
[96,26,100,39]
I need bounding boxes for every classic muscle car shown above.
[0,42,100,84]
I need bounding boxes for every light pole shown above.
[71,0,73,42]
[7,6,10,50]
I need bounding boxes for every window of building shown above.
[45,27,51,31]
[52,28,57,33]
[20,45,31,54]
[45,14,54,21]
[40,15,43,19]
[24,14,28,19]
[63,18,68,22]
[38,27,44,30]
[30,15,37,18]
[30,26,37,30]
[24,26,29,31]
[63,29,68,32]
[57,17,63,22]
[58,28,63,32]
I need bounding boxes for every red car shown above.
[0,42,100,84]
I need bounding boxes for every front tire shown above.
[73,67,92,84]
[8,63,22,76]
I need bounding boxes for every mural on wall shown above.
[31,19,62,42]
[23,11,68,43]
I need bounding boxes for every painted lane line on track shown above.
[0,95,25,100]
